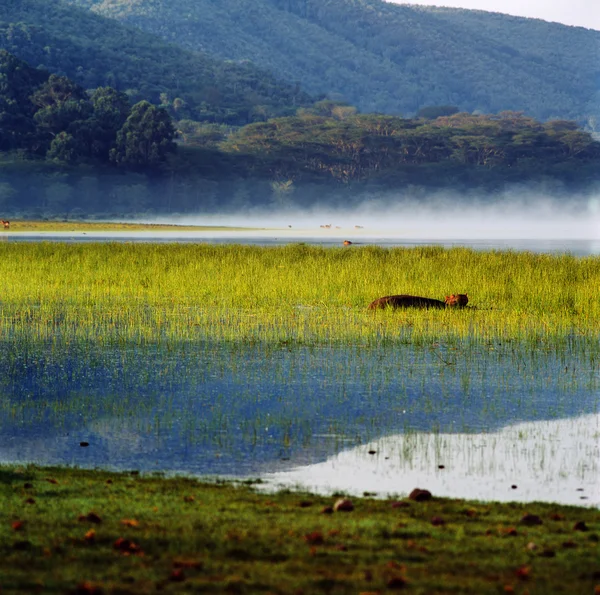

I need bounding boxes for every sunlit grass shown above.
[1,243,598,346]
[0,465,598,595]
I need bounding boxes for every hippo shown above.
[368,293,468,310]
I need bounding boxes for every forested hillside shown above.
[1,50,598,217]
[0,0,313,126]
[66,0,600,125]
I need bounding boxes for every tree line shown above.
[216,105,600,184]
[0,51,599,217]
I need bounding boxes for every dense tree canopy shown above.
[0,52,176,169]
[220,111,600,184]
[110,101,177,168]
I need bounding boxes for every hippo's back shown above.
[368,295,446,310]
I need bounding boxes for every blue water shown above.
[3,232,600,255]
[0,341,597,479]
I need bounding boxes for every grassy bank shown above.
[0,466,598,595]
[0,220,253,232]
[0,243,599,346]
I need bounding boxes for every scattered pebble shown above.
[113,537,141,554]
[515,565,531,580]
[409,488,432,502]
[303,531,324,545]
[333,498,354,512]
[386,576,407,589]
[539,549,556,558]
[169,569,186,582]
[78,512,102,524]
[520,514,543,526]
[391,501,410,509]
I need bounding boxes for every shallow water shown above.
[0,341,598,505]
[260,414,600,506]
[4,230,600,255]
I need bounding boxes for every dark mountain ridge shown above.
[66,0,600,125]
[0,0,313,125]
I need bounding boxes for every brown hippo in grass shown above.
[368,294,468,310]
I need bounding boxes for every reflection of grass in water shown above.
[0,342,596,473]
[367,414,599,485]
[1,243,600,347]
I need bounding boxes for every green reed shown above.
[1,243,599,346]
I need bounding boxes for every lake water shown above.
[1,341,598,506]
[3,228,600,255]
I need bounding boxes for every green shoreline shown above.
[0,465,598,594]
[0,220,258,233]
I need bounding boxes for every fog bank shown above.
[159,194,600,240]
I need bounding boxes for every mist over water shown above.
[161,193,600,241]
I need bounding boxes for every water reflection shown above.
[0,342,598,504]
[260,414,600,507]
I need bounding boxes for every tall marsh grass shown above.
[1,243,599,346]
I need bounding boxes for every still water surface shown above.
[3,229,600,255]
[1,341,598,506]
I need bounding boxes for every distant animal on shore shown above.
[343,240,353,245]
[368,294,469,310]
[1,220,9,229]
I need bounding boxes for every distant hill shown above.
[0,0,313,125]
[65,0,600,125]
